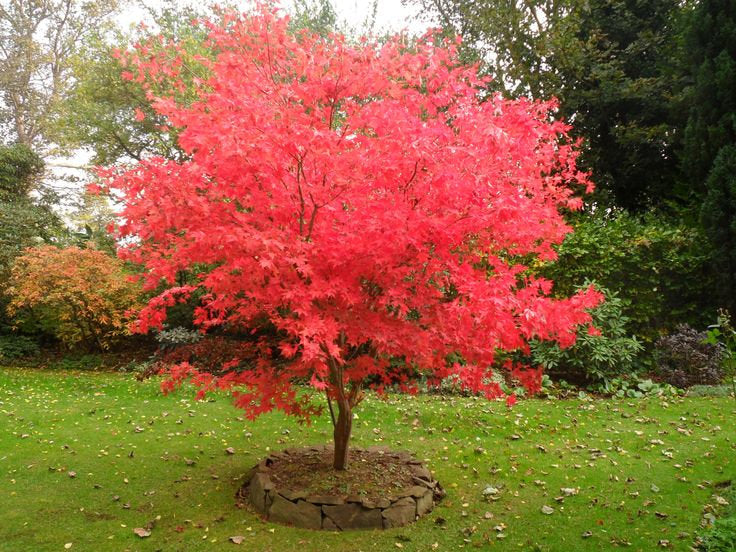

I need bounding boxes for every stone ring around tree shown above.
[238,445,445,531]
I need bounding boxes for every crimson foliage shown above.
[105,9,601,434]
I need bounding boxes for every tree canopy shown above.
[0,0,119,149]
[107,8,602,469]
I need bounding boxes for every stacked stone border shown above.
[237,445,445,530]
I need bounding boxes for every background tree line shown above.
[0,0,733,390]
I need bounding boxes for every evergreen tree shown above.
[681,0,736,312]
[682,0,736,198]
[558,0,684,210]
[700,146,736,313]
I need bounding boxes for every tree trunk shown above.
[333,396,352,470]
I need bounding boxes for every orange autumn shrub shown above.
[6,246,141,350]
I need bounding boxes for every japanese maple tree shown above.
[106,8,602,470]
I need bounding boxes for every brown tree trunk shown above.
[326,334,361,471]
[333,395,352,470]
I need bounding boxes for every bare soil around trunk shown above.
[266,446,418,502]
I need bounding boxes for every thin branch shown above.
[403,160,420,195]
[326,390,336,428]
[296,157,305,235]
[305,191,319,242]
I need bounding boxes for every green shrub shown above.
[119,359,154,377]
[698,518,736,551]
[530,285,643,384]
[697,488,736,551]
[543,211,715,347]
[706,310,736,399]
[0,334,40,361]
[701,146,736,315]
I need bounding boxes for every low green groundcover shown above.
[0,367,733,551]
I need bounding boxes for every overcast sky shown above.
[117,0,429,35]
[328,0,426,32]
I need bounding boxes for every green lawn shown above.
[0,367,733,551]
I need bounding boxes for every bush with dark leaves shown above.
[655,325,724,388]
[0,334,40,361]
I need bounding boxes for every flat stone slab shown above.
[400,485,430,498]
[416,488,434,516]
[280,489,307,501]
[411,465,432,481]
[323,503,383,530]
[268,494,322,529]
[306,495,345,505]
[382,497,416,528]
[249,472,272,514]
[322,515,340,531]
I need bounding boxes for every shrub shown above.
[530,285,643,384]
[152,335,266,376]
[700,145,736,315]
[655,325,724,388]
[6,246,141,351]
[543,211,715,347]
[696,488,736,552]
[698,518,736,552]
[0,334,40,361]
[705,310,736,399]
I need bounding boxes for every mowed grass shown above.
[0,368,734,552]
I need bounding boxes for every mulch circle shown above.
[236,445,445,531]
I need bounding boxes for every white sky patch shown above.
[117,1,427,35]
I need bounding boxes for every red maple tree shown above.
[106,8,602,469]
